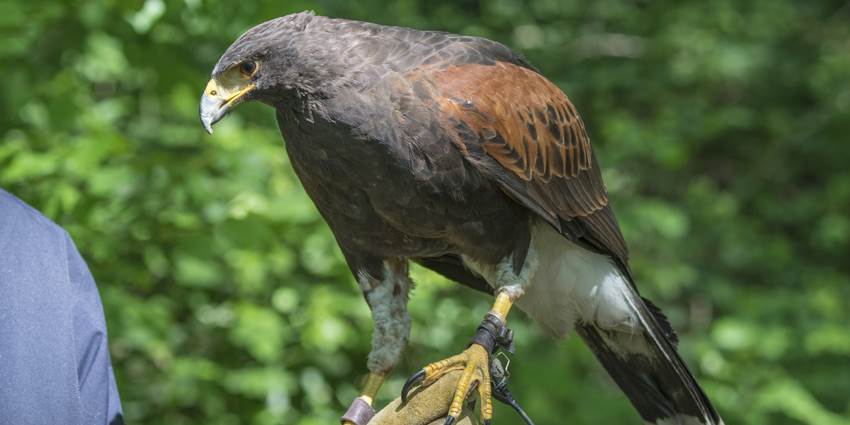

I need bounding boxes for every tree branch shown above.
[368,370,478,425]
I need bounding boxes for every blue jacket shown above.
[0,189,123,425]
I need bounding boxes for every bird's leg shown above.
[401,290,519,425]
[341,259,412,425]
[401,247,538,425]
[342,372,386,425]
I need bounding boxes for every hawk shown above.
[200,12,722,425]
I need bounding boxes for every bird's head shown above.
[200,12,316,134]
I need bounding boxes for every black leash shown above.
[490,354,535,425]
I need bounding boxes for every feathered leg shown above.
[342,259,413,425]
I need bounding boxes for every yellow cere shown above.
[204,63,258,106]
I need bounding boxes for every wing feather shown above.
[408,61,629,264]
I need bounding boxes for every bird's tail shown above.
[576,293,723,425]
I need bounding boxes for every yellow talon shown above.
[479,362,493,422]
[408,340,492,422]
[423,353,467,385]
[401,290,516,424]
[448,344,489,417]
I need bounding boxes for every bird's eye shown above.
[239,61,257,77]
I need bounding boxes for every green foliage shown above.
[2,0,849,424]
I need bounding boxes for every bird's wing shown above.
[406,59,724,425]
[408,60,629,267]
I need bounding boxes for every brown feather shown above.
[408,61,630,265]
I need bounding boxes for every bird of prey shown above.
[200,12,722,425]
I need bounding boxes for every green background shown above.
[2,0,849,424]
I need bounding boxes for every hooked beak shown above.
[199,78,255,134]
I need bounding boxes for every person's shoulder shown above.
[0,188,68,243]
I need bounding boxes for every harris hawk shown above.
[200,12,723,425]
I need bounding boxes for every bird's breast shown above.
[276,106,530,263]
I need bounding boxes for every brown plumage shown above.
[409,61,630,265]
[428,62,594,181]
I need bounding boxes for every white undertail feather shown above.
[454,218,722,423]
[464,220,651,357]
[462,221,722,424]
